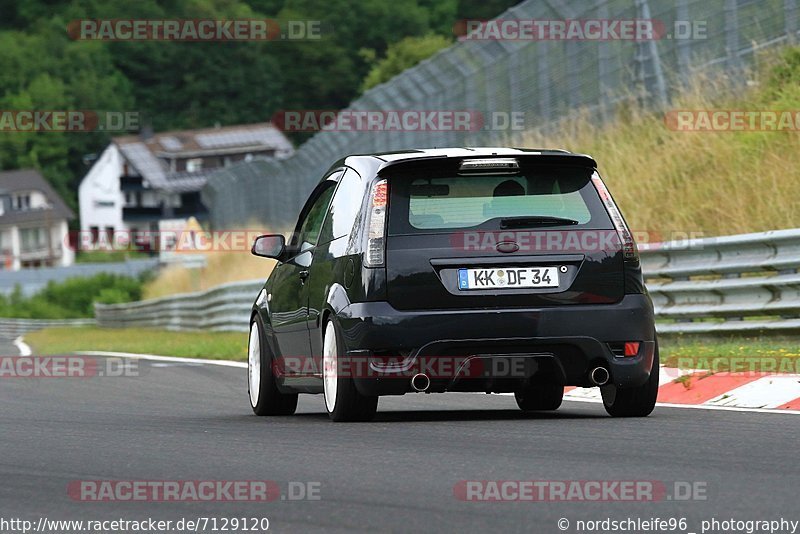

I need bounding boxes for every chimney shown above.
[140,124,154,141]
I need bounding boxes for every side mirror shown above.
[251,234,285,259]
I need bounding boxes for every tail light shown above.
[363,179,388,267]
[590,173,639,263]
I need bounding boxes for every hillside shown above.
[522,47,800,238]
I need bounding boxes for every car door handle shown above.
[299,270,309,281]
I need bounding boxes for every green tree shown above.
[361,34,452,91]
[0,0,520,211]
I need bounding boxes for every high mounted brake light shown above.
[364,179,388,267]
[590,173,639,262]
[459,158,520,174]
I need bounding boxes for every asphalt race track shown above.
[2,354,799,533]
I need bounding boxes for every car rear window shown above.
[388,165,612,234]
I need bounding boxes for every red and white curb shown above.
[565,367,800,414]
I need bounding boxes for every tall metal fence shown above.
[203,0,800,229]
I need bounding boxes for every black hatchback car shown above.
[247,148,658,421]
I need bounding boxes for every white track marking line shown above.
[563,396,800,415]
[564,387,602,400]
[75,350,247,368]
[13,336,32,356]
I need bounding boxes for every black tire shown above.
[515,383,564,411]
[601,340,659,418]
[323,318,378,422]
[248,315,298,416]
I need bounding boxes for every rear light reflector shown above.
[364,179,388,267]
[624,342,641,357]
[590,173,638,262]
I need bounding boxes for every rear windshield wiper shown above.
[499,216,580,229]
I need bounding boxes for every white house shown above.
[0,169,75,270]
[78,122,294,250]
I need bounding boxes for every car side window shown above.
[296,177,338,250]
[318,168,363,246]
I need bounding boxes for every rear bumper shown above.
[336,294,656,395]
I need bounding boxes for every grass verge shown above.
[143,249,275,300]
[520,48,800,237]
[659,337,800,373]
[25,327,247,361]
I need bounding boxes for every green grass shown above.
[520,47,800,238]
[660,337,800,373]
[75,250,150,264]
[25,327,247,361]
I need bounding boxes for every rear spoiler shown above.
[376,153,597,176]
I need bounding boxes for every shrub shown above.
[0,273,145,318]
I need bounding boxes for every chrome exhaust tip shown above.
[411,373,431,392]
[589,367,610,386]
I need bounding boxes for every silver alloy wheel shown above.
[323,322,338,413]
[248,322,261,408]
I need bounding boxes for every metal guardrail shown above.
[94,280,262,333]
[642,229,800,334]
[88,229,800,336]
[0,318,95,339]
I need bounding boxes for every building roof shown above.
[0,169,75,225]
[113,122,294,193]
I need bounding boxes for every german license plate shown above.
[458,266,559,290]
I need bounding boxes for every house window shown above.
[141,191,158,207]
[186,158,203,172]
[20,228,46,252]
[124,191,137,207]
[13,194,31,211]
[90,226,99,243]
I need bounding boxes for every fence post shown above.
[536,41,552,122]
[634,0,668,108]
[596,0,614,122]
[787,0,798,44]
[676,0,692,83]
[724,0,741,71]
